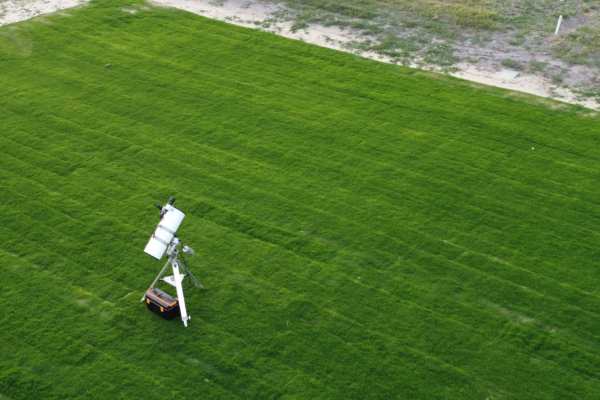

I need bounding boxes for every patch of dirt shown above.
[153,0,279,27]
[0,0,88,26]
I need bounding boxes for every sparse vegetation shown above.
[370,34,419,60]
[501,58,524,70]
[424,42,458,66]
[553,25,600,67]
[552,71,565,85]
[269,0,600,100]
[528,60,548,73]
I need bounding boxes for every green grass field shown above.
[1,1,600,398]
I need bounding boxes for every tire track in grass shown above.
[388,256,600,349]
[0,220,338,398]
[0,162,544,394]
[199,214,600,393]
[392,247,600,376]
[4,96,600,350]
[7,187,596,390]
[200,211,600,386]
[0,250,249,400]
[0,217,478,398]
[0,155,478,396]
[11,47,596,290]
[0,166,492,382]
[156,231,496,396]
[188,205,600,374]
[4,85,600,306]
[166,206,600,396]
[2,143,596,394]
[5,121,600,334]
[0,262,198,400]
[4,118,600,346]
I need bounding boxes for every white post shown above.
[555,15,563,35]
[171,259,190,327]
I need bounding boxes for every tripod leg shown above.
[180,259,205,289]
[140,259,171,302]
[172,260,190,327]
[187,270,205,289]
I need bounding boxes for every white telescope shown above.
[144,201,185,260]
[142,196,202,328]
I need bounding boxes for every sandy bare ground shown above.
[0,0,88,26]
[151,0,600,111]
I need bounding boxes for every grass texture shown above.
[1,1,600,399]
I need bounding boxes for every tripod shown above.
[141,237,203,327]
